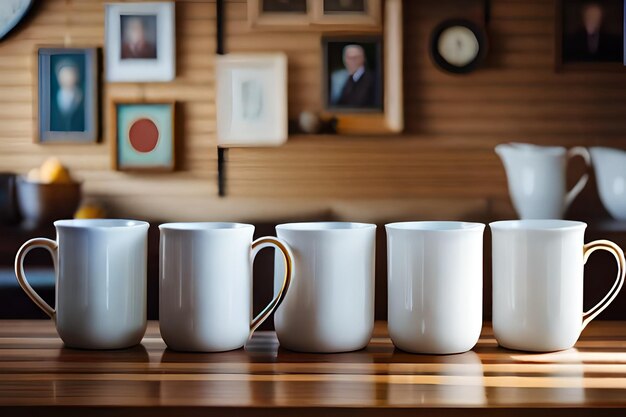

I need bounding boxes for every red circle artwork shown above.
[129,118,159,153]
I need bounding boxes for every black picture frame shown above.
[322,36,384,113]
[261,0,308,13]
[555,0,625,71]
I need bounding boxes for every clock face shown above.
[430,19,487,74]
[437,25,480,67]
[0,0,33,41]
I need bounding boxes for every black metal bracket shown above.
[484,0,491,26]
[216,0,226,197]
[217,147,226,197]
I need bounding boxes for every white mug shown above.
[159,222,294,352]
[273,222,376,353]
[491,220,625,352]
[15,219,149,349]
[386,221,484,354]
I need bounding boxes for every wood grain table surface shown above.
[1,320,626,416]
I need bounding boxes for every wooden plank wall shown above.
[0,0,222,221]
[226,0,626,220]
[0,0,625,222]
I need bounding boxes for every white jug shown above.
[589,147,626,220]
[495,143,590,219]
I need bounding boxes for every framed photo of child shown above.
[36,47,99,143]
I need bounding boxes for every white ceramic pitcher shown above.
[589,147,626,220]
[495,143,590,219]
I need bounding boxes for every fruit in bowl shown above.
[16,158,82,228]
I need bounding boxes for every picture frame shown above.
[248,0,311,28]
[110,100,176,171]
[323,36,384,113]
[35,47,99,144]
[105,2,176,82]
[312,0,380,27]
[216,53,288,147]
[555,0,624,71]
[322,0,403,134]
[248,0,381,30]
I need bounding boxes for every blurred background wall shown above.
[1,0,626,222]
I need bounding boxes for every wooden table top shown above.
[1,320,626,417]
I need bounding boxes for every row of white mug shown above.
[15,219,625,354]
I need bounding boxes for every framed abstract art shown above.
[216,53,287,146]
[35,47,99,143]
[111,101,175,171]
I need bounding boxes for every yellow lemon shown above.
[39,157,72,183]
[74,204,106,219]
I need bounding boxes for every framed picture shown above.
[111,101,175,171]
[323,36,383,112]
[35,47,98,144]
[312,0,380,26]
[105,2,175,82]
[556,0,624,70]
[320,0,403,134]
[248,0,311,27]
[216,53,287,147]
[248,0,380,29]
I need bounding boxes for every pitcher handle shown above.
[565,147,591,209]
[581,239,626,331]
[249,237,294,336]
[14,238,58,319]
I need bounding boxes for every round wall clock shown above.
[0,0,34,41]
[430,19,488,74]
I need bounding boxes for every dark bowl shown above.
[16,177,82,228]
[0,173,19,225]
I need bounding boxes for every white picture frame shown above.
[216,53,288,147]
[105,2,175,82]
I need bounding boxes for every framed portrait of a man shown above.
[557,0,624,70]
[36,47,98,143]
[105,2,175,82]
[323,36,383,112]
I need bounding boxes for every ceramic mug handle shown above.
[249,236,294,336]
[565,147,591,209]
[581,239,626,331]
[14,238,58,319]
